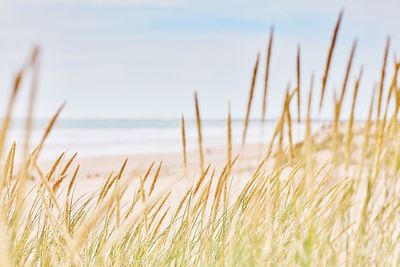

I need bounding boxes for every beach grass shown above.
[0,12,400,266]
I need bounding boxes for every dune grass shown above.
[0,12,400,267]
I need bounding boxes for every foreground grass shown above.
[1,12,400,266]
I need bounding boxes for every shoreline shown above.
[40,143,265,179]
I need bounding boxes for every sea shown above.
[7,119,315,160]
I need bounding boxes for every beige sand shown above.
[35,143,267,206]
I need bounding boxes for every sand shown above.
[35,143,267,206]
[28,121,377,221]
[35,121,366,207]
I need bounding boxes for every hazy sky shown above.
[0,0,399,119]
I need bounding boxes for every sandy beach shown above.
[35,142,266,205]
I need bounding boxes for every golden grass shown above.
[24,47,40,160]
[0,11,399,267]
[377,37,391,120]
[194,92,205,173]
[242,53,260,146]
[338,40,357,114]
[261,27,274,123]
[319,10,343,110]
[227,101,232,169]
[181,114,187,175]
[296,44,301,122]
[345,67,363,168]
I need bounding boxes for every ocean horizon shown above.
[7,118,319,160]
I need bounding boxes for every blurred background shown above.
[0,0,399,120]
[0,0,399,157]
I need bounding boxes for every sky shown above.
[0,0,399,120]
